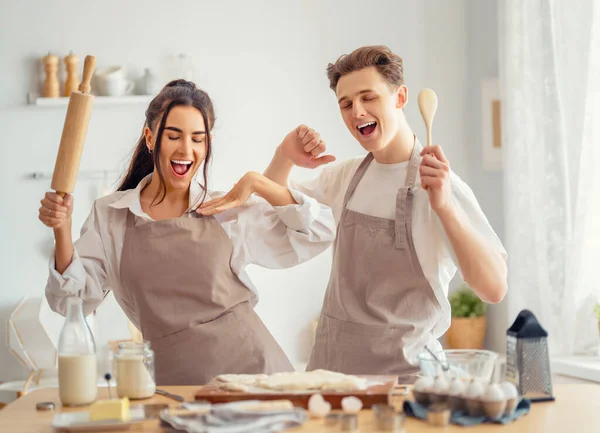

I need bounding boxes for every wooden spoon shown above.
[418,89,439,190]
[418,88,438,148]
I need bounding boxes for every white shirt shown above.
[46,175,336,317]
[290,154,508,336]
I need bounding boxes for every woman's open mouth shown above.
[170,160,193,178]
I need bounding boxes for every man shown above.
[264,46,507,381]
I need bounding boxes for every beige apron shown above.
[119,210,293,385]
[307,141,442,383]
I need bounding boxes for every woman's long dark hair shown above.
[117,79,215,208]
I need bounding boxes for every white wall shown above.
[464,0,508,354]
[0,0,472,381]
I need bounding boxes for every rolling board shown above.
[194,375,404,409]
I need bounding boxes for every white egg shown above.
[465,379,485,399]
[308,394,326,412]
[414,376,434,392]
[484,384,505,402]
[432,375,450,394]
[448,378,467,396]
[341,396,363,413]
[309,401,331,418]
[501,382,519,400]
[308,394,331,418]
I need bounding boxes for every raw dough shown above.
[218,382,251,392]
[215,374,268,384]
[212,370,368,393]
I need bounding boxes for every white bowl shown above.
[417,349,498,381]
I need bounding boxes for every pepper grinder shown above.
[43,52,60,98]
[64,52,79,97]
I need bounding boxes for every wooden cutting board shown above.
[194,375,401,409]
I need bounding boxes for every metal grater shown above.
[505,310,554,402]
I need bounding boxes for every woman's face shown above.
[146,105,208,192]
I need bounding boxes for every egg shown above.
[414,376,434,392]
[483,383,505,402]
[432,375,450,395]
[308,393,325,406]
[448,377,467,397]
[341,396,363,413]
[465,379,485,400]
[310,401,331,418]
[501,382,519,400]
[308,393,331,418]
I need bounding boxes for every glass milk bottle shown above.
[57,297,98,406]
[115,341,156,399]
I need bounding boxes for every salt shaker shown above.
[64,52,79,97]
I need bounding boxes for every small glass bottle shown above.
[115,341,156,399]
[57,297,98,406]
[179,54,194,81]
[140,68,158,95]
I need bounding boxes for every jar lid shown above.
[117,341,151,351]
[36,402,55,411]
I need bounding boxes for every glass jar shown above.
[115,341,156,399]
[57,297,98,406]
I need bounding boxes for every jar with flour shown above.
[115,342,156,399]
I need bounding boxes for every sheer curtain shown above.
[499,0,600,356]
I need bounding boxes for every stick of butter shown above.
[89,397,130,422]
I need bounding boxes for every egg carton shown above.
[412,376,520,420]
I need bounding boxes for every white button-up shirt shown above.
[46,175,336,318]
[290,154,508,337]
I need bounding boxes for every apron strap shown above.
[405,138,423,189]
[394,139,423,249]
[342,153,375,207]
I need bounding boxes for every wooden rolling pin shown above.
[50,55,96,197]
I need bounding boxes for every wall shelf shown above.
[26,93,154,107]
[29,170,121,181]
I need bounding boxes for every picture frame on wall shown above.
[481,78,503,170]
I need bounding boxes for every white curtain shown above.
[499,0,600,356]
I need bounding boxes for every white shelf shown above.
[27,93,154,107]
[551,355,600,383]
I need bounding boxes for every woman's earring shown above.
[148,147,153,154]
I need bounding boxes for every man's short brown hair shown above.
[326,45,404,91]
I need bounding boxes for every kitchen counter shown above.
[0,383,597,432]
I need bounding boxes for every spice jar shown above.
[115,341,156,399]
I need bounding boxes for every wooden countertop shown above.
[0,384,597,432]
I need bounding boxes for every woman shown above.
[39,79,335,385]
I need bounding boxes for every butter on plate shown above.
[89,397,130,422]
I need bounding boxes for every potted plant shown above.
[445,285,487,349]
[594,304,600,336]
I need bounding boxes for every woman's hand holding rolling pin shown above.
[39,193,73,230]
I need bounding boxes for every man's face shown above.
[336,66,407,153]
